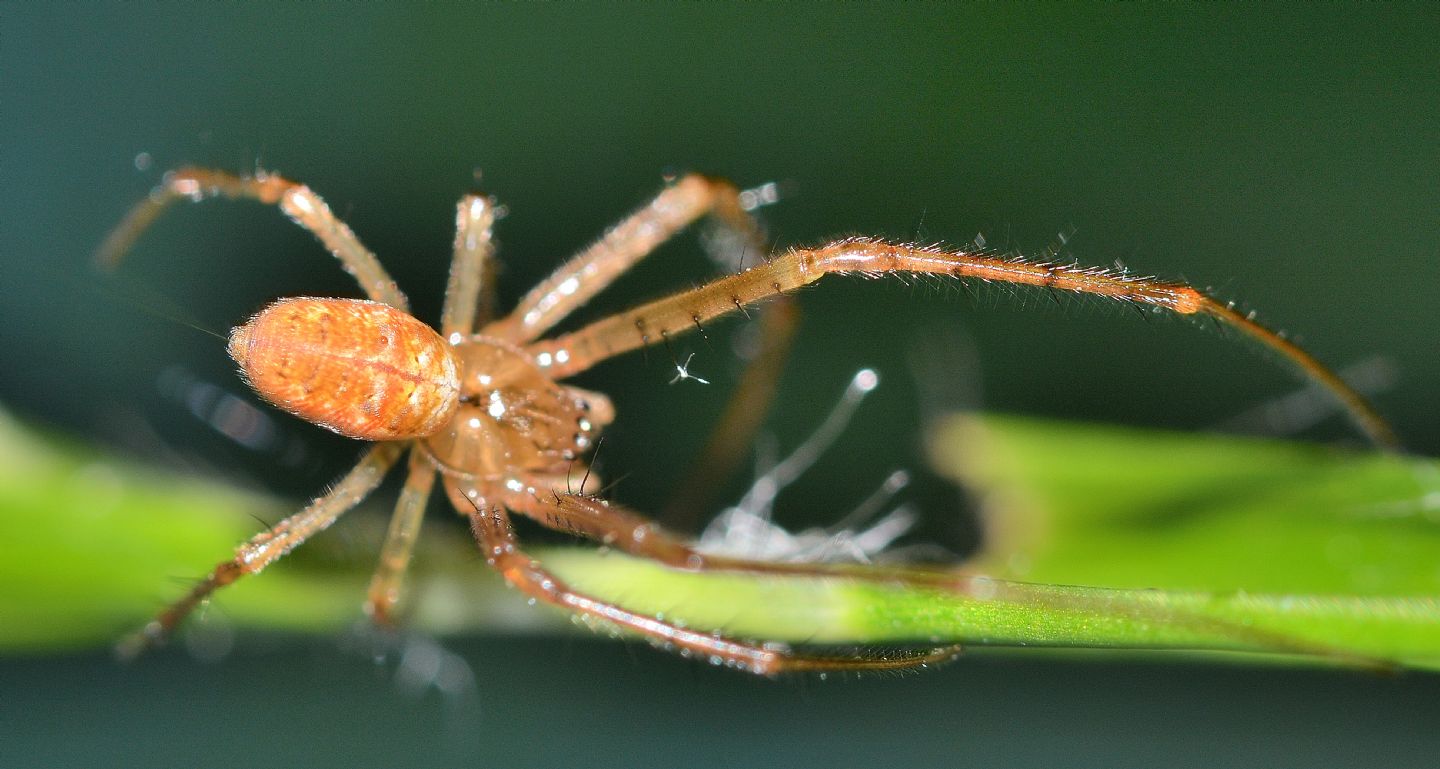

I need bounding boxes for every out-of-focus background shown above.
[3,5,1438,768]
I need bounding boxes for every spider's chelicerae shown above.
[100,167,1396,674]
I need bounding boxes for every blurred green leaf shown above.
[931,414,1440,595]
[3,407,1436,670]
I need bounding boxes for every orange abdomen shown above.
[227,298,460,440]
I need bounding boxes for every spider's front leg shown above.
[118,443,404,659]
[97,166,409,310]
[458,492,960,675]
[528,238,1397,449]
[440,193,499,339]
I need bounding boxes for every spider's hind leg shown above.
[118,443,404,659]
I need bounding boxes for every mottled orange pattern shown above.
[228,298,460,440]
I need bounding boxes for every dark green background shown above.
[3,5,1438,768]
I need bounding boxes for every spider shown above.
[99,167,1396,675]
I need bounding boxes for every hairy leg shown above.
[364,449,437,625]
[464,498,959,675]
[483,173,765,343]
[118,443,404,658]
[527,237,1397,448]
[495,484,1379,667]
[440,194,499,340]
[501,484,959,587]
[98,167,409,310]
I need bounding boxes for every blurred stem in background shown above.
[3,405,1437,671]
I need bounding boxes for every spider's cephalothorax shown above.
[103,166,1395,674]
[426,333,612,486]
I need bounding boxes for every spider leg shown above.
[97,167,409,311]
[117,443,404,659]
[462,496,960,675]
[364,449,437,625]
[528,237,1398,449]
[494,486,1385,668]
[440,194,499,339]
[483,173,764,343]
[502,484,949,586]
